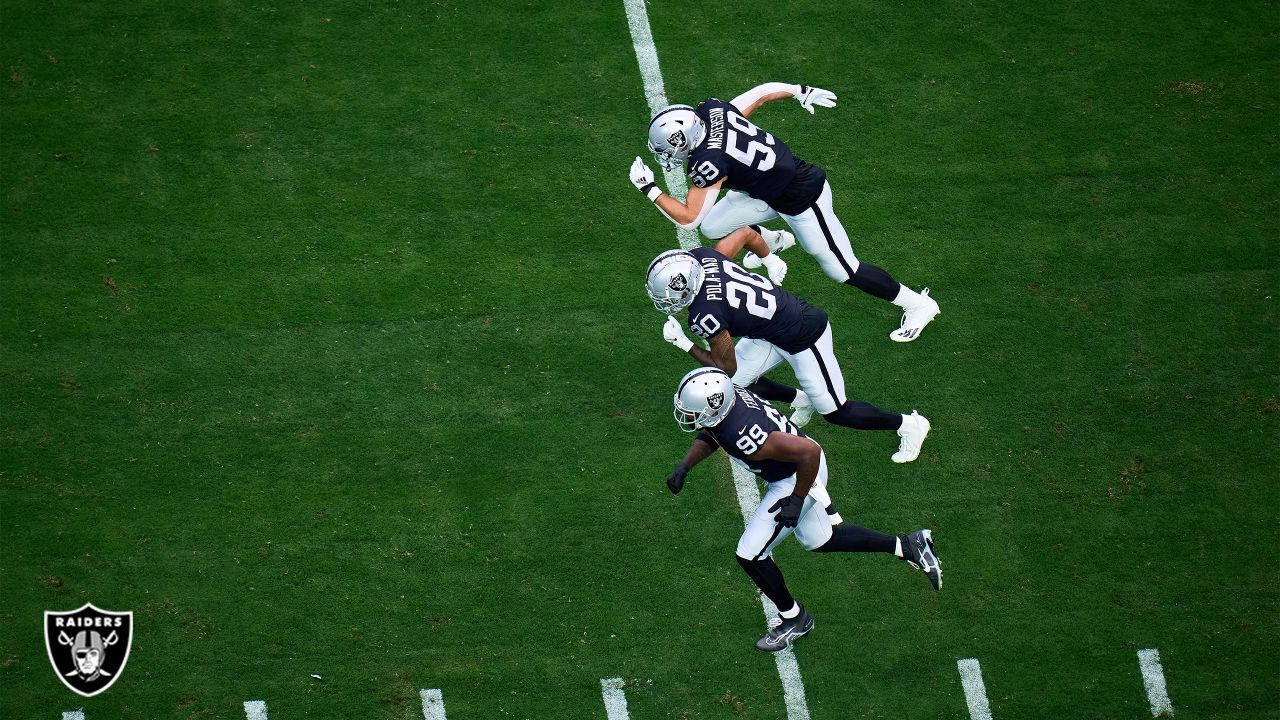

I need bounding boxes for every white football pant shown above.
[736,451,835,560]
[731,337,784,387]
[733,325,848,416]
[702,184,862,283]
[700,190,778,240]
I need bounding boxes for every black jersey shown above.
[697,385,811,482]
[686,247,827,353]
[686,98,827,215]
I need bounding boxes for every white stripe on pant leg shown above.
[600,677,630,720]
[420,689,447,720]
[1137,649,1174,717]
[622,0,697,249]
[956,658,993,720]
[243,701,268,720]
[62,712,85,720]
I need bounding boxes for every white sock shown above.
[891,284,923,309]
[894,537,904,557]
[779,602,800,619]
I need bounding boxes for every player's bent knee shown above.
[699,220,734,240]
[819,258,852,283]
[736,542,768,561]
[811,536,839,552]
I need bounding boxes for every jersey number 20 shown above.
[725,263,777,319]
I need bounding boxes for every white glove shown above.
[663,315,694,352]
[630,157,661,200]
[797,85,837,114]
[759,253,788,285]
[742,252,764,269]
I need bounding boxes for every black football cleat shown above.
[755,605,814,652]
[902,529,943,590]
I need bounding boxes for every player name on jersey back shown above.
[688,98,827,215]
[686,247,827,353]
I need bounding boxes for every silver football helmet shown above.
[647,104,706,171]
[674,367,736,432]
[646,249,704,314]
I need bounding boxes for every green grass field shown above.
[3,1,1277,718]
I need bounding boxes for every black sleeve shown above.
[695,431,720,449]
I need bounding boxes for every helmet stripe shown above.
[646,249,690,277]
[649,104,695,125]
[676,367,726,396]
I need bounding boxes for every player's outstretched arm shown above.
[630,156,724,230]
[661,319,737,375]
[714,225,772,260]
[667,437,719,494]
[752,432,822,527]
[685,330,737,377]
[753,432,822,499]
[715,227,788,284]
[730,83,837,117]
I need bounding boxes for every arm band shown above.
[642,183,662,202]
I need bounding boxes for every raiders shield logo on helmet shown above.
[45,603,133,697]
[707,392,724,409]
[668,274,688,292]
[666,129,687,150]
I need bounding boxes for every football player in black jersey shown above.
[628,82,941,342]
[646,229,931,463]
[665,367,942,651]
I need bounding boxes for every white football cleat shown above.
[768,229,796,254]
[890,288,940,343]
[789,392,814,428]
[892,411,930,463]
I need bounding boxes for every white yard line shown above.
[621,0,698,250]
[956,658,994,720]
[420,688,448,720]
[600,676,631,720]
[1137,648,1174,717]
[621,3,812,717]
[61,712,85,720]
[242,700,269,720]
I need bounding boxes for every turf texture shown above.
[2,1,1276,718]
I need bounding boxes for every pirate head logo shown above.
[707,392,725,410]
[45,603,133,697]
[666,129,688,151]
[668,273,688,292]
